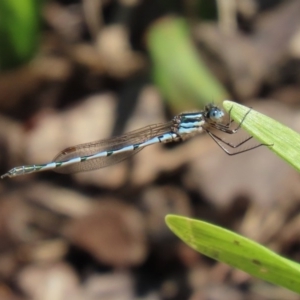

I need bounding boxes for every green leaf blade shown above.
[223,100,300,172]
[166,215,300,294]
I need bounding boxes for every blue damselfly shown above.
[1,104,265,179]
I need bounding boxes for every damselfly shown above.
[1,104,265,179]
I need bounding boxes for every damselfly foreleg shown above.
[212,107,252,134]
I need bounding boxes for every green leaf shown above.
[146,17,229,112]
[166,215,300,294]
[0,0,43,70]
[223,100,300,172]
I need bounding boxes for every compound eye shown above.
[209,108,224,122]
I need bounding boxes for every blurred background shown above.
[1,0,300,299]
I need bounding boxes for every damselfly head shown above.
[204,104,225,123]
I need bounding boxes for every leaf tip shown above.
[165,214,176,227]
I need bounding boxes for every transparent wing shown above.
[52,122,173,174]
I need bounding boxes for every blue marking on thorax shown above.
[177,113,205,136]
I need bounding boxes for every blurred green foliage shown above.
[0,0,43,70]
[147,17,228,113]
